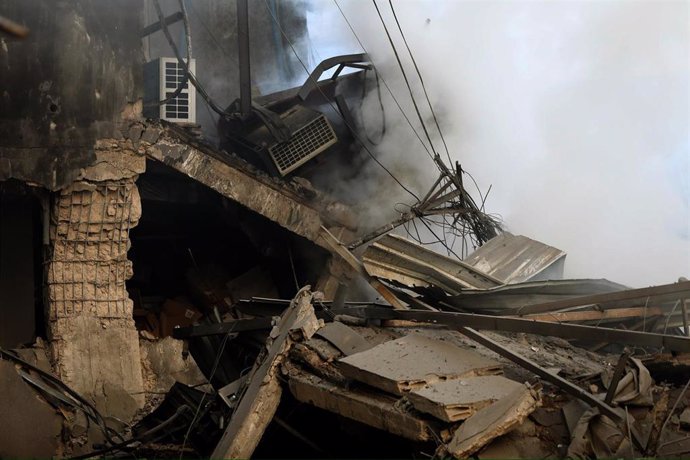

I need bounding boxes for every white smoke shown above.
[304,0,689,287]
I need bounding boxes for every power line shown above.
[261,0,420,201]
[372,0,441,163]
[332,0,436,162]
[152,0,229,117]
[387,0,453,167]
[333,0,475,255]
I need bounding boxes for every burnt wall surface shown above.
[0,0,144,190]
[145,0,309,142]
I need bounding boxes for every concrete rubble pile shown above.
[0,120,689,459]
[3,2,688,459]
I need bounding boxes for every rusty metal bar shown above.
[605,351,631,405]
[682,298,689,337]
[457,327,644,451]
[0,15,29,38]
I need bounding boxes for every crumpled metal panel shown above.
[362,234,502,294]
[463,232,567,284]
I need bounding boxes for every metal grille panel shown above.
[164,60,189,120]
[268,115,337,175]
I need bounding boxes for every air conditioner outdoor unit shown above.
[144,57,196,123]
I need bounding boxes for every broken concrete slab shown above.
[338,333,502,395]
[443,384,540,458]
[408,375,526,422]
[93,381,141,425]
[211,288,321,459]
[478,418,558,459]
[287,367,434,442]
[145,126,356,249]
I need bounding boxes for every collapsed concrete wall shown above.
[46,140,146,414]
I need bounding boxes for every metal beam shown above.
[236,0,251,118]
[604,351,631,405]
[318,226,407,309]
[457,327,644,450]
[338,306,690,353]
[141,11,183,37]
[173,317,274,339]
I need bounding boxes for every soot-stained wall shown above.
[0,0,144,190]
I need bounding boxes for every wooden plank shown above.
[522,306,663,323]
[211,288,320,459]
[287,368,434,441]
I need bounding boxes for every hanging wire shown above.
[387,0,453,166]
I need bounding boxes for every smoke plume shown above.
[303,0,689,287]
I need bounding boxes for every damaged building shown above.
[1,1,689,459]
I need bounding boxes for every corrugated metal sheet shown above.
[463,232,567,284]
[444,278,630,314]
[362,234,502,294]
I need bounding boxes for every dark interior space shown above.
[127,158,330,337]
[252,393,435,459]
[0,180,46,348]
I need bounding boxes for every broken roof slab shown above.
[140,121,357,251]
[408,375,526,422]
[338,333,502,395]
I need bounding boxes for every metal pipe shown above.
[237,0,251,118]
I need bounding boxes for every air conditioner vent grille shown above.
[268,115,337,175]
[163,60,190,120]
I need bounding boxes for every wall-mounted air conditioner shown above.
[144,57,196,123]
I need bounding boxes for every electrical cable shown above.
[68,406,192,460]
[0,348,126,446]
[152,0,191,106]
[186,0,233,60]
[261,0,420,201]
[372,0,440,162]
[332,0,435,162]
[179,327,235,459]
[333,0,499,251]
[387,0,453,167]
[357,68,386,145]
[152,0,229,117]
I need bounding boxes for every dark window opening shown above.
[0,180,47,348]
